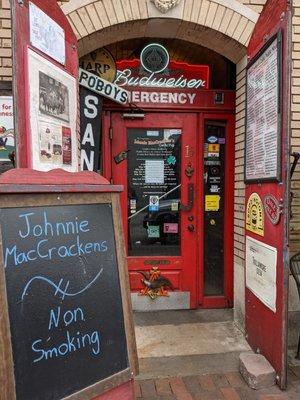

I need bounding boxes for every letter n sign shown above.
[80,86,103,171]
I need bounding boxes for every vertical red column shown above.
[244,0,291,389]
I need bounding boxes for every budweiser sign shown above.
[115,59,210,90]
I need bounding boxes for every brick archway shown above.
[61,0,259,62]
[59,0,263,330]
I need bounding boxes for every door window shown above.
[203,121,226,296]
[127,128,181,256]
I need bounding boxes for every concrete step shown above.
[134,309,250,380]
[239,352,276,390]
[137,351,245,380]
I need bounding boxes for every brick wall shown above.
[0,0,12,82]
[0,1,265,82]
[233,56,247,329]
[291,2,300,251]
[238,0,267,13]
[290,1,300,323]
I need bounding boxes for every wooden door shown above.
[110,112,200,308]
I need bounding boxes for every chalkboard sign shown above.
[0,193,136,400]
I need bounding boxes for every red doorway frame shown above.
[200,113,235,308]
[102,91,235,309]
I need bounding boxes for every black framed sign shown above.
[245,32,282,183]
[0,190,137,400]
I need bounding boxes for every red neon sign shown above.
[116,59,210,90]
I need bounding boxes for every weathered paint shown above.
[245,0,291,389]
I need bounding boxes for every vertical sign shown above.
[80,87,102,171]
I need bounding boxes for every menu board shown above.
[245,35,281,182]
[0,203,128,400]
[127,128,181,206]
[127,128,181,256]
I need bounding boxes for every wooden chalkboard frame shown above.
[0,181,138,400]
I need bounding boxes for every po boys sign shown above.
[79,68,128,105]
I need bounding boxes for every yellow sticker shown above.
[246,193,264,236]
[205,195,220,211]
[208,144,220,153]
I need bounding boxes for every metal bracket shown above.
[185,163,194,178]
[180,183,194,212]
[114,150,129,164]
[290,152,300,179]
[290,152,300,219]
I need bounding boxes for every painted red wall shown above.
[245,0,290,389]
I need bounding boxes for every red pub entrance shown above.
[102,57,235,309]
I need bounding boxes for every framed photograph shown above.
[39,71,70,122]
[28,49,78,172]
[245,32,282,183]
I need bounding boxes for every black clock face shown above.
[141,44,170,73]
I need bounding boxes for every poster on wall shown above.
[28,49,78,172]
[246,236,277,312]
[245,192,264,236]
[0,96,14,161]
[29,1,65,65]
[245,33,281,182]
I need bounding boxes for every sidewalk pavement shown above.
[134,366,300,400]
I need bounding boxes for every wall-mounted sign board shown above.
[29,1,66,65]
[0,185,137,400]
[79,48,117,83]
[245,32,282,182]
[246,236,277,312]
[28,49,78,172]
[12,0,79,169]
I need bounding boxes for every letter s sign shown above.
[84,95,99,119]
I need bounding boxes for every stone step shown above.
[137,351,244,380]
[239,352,276,390]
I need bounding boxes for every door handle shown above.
[188,224,195,232]
[180,183,194,212]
